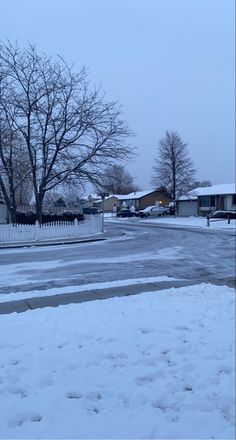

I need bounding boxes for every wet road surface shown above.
[0,221,235,299]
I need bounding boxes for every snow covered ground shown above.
[146,217,236,230]
[0,283,235,439]
[107,215,236,231]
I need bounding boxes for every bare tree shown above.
[43,183,84,211]
[151,130,195,201]
[0,115,32,222]
[95,164,140,195]
[189,179,212,190]
[61,182,84,206]
[0,41,133,223]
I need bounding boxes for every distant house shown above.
[177,183,236,216]
[89,189,170,213]
[94,195,120,213]
[118,190,170,210]
[88,194,119,213]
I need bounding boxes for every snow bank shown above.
[0,283,234,439]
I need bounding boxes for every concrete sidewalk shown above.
[0,280,199,315]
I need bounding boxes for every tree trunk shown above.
[9,206,17,224]
[35,194,44,225]
[0,177,17,223]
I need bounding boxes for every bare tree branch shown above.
[151,130,195,200]
[0,41,134,222]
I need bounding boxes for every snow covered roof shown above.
[179,183,236,201]
[197,183,236,196]
[116,190,156,200]
[93,195,119,203]
[178,190,199,201]
[89,190,162,201]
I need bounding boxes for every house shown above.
[90,190,171,213]
[177,183,236,216]
[93,195,120,213]
[118,190,170,211]
[87,194,119,212]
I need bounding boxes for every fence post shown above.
[34,220,40,240]
[207,216,210,227]
[74,218,79,236]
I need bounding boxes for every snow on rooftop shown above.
[178,190,199,201]
[89,191,157,201]
[89,184,236,203]
[117,190,156,200]
[197,183,235,196]
[179,183,236,200]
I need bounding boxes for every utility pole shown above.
[100,193,109,233]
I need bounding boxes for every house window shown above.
[199,196,215,207]
[232,194,236,206]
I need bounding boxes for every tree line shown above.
[0,41,133,223]
[0,41,211,223]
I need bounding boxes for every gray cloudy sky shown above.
[1,0,235,189]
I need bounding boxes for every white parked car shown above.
[138,205,169,218]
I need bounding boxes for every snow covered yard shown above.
[146,217,236,230]
[0,284,235,439]
[108,215,236,231]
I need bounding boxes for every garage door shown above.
[178,201,198,216]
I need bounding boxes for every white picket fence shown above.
[0,216,103,243]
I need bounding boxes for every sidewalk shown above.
[0,279,199,315]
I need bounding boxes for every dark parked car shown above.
[83,207,102,215]
[168,205,176,215]
[117,209,138,218]
[209,210,236,219]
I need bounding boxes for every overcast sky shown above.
[1,0,235,189]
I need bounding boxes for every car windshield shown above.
[143,206,155,212]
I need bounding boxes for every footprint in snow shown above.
[87,406,99,414]
[8,412,42,428]
[152,401,168,412]
[85,391,103,401]
[9,359,20,366]
[139,328,154,334]
[8,385,28,398]
[174,325,190,331]
[160,349,170,355]
[218,366,232,375]
[184,385,193,391]
[136,375,155,385]
[65,391,82,399]
[57,343,68,349]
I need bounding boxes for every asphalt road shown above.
[0,220,235,313]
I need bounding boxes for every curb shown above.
[0,236,107,250]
